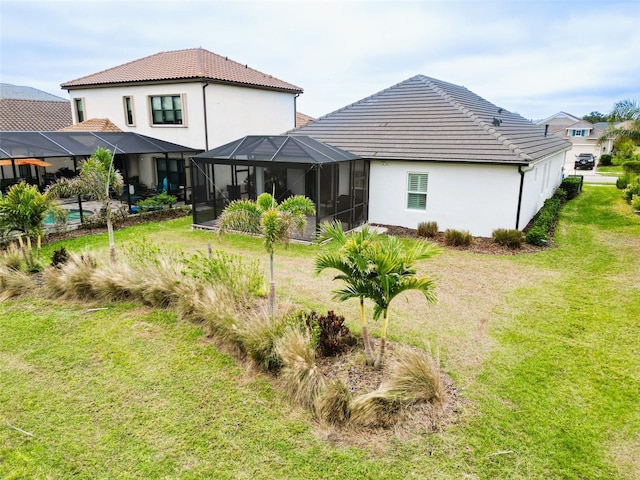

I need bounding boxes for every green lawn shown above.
[1,185,639,479]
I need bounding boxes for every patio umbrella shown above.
[0,158,53,167]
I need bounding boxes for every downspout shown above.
[202,81,209,151]
[515,166,525,229]
[294,94,300,128]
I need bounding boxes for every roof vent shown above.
[492,117,503,127]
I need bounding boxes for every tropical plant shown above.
[47,147,123,263]
[0,182,57,270]
[315,221,381,365]
[218,192,315,315]
[364,236,440,368]
[598,99,640,146]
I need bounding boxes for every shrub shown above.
[599,154,613,166]
[553,188,568,202]
[444,229,472,247]
[560,176,583,200]
[417,221,438,238]
[622,160,640,176]
[623,178,640,203]
[524,196,563,246]
[183,251,265,304]
[136,192,177,212]
[632,195,640,211]
[492,229,524,249]
[274,326,326,411]
[50,247,69,268]
[303,310,357,357]
[617,174,632,190]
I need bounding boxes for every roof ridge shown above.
[419,76,532,162]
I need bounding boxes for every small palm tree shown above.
[365,236,440,369]
[48,147,123,263]
[316,221,380,365]
[598,99,640,146]
[0,182,57,269]
[218,192,315,315]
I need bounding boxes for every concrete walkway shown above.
[563,158,618,184]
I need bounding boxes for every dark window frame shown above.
[150,95,183,125]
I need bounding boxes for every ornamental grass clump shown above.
[317,379,352,425]
[492,228,524,249]
[43,252,99,299]
[349,389,402,428]
[0,243,23,271]
[0,264,34,302]
[444,229,473,247]
[417,221,438,238]
[274,326,326,411]
[384,347,445,405]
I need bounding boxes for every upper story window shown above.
[407,172,428,210]
[571,129,589,137]
[150,95,183,125]
[74,98,85,123]
[123,96,135,126]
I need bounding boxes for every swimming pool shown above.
[44,209,94,224]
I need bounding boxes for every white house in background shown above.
[60,48,302,194]
[194,75,571,237]
[536,112,613,161]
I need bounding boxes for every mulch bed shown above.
[374,224,545,255]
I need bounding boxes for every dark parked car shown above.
[575,153,596,170]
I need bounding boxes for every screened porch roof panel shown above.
[193,135,360,165]
[0,131,199,160]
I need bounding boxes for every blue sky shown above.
[1,0,639,121]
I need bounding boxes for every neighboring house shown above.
[60,118,123,132]
[296,112,315,127]
[0,83,72,131]
[193,75,571,237]
[60,47,303,195]
[536,112,613,161]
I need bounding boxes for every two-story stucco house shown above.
[60,48,303,196]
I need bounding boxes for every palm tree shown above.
[598,99,640,146]
[218,192,315,315]
[0,182,57,269]
[365,236,440,369]
[315,221,380,365]
[48,147,123,263]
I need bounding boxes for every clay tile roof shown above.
[60,118,123,132]
[61,48,303,93]
[295,112,315,127]
[291,75,571,164]
[0,98,72,131]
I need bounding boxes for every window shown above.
[407,172,428,210]
[156,158,185,192]
[74,98,85,123]
[123,96,135,126]
[571,129,586,137]
[150,95,183,125]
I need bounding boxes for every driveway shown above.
[564,157,618,184]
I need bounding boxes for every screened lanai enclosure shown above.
[0,131,199,216]
[191,135,369,238]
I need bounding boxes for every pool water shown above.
[44,209,94,224]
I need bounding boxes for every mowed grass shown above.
[2,185,639,479]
